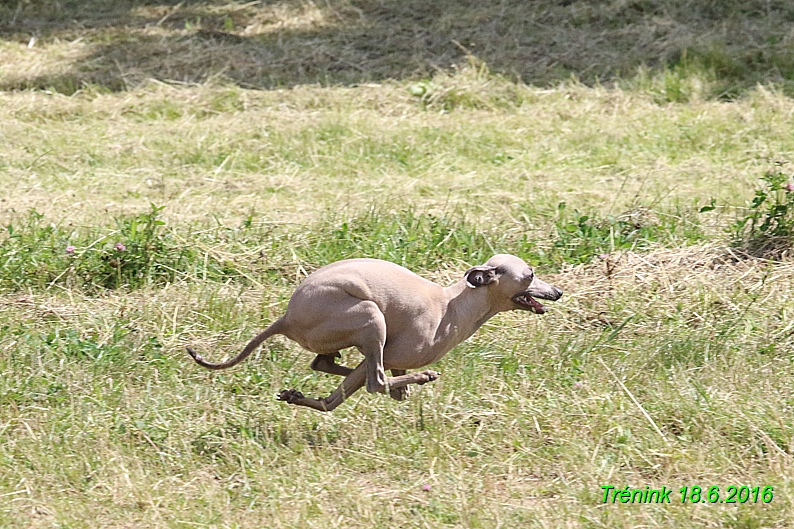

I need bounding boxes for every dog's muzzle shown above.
[512,285,563,314]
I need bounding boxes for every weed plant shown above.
[702,169,794,258]
[732,170,794,256]
[1,205,225,291]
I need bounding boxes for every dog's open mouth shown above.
[512,293,546,314]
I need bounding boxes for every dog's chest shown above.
[382,319,466,370]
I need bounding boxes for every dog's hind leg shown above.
[278,360,367,412]
[310,352,354,376]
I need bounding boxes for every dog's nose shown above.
[553,286,563,300]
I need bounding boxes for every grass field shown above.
[2,1,794,528]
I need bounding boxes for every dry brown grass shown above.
[555,243,794,328]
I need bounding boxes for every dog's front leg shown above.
[385,369,439,400]
[389,369,408,401]
[357,305,388,394]
[386,370,440,390]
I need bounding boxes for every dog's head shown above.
[464,254,563,314]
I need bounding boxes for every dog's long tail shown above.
[186,317,286,370]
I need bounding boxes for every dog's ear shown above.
[464,266,498,288]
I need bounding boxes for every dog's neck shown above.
[438,280,500,346]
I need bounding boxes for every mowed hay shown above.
[1,0,794,95]
[559,244,792,310]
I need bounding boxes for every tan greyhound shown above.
[187,254,562,412]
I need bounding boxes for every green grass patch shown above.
[0,202,708,293]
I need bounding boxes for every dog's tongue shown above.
[527,297,546,314]
[515,294,546,314]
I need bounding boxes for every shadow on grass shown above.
[1,0,793,94]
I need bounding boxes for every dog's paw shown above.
[276,389,305,404]
[418,370,440,385]
[389,386,410,401]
